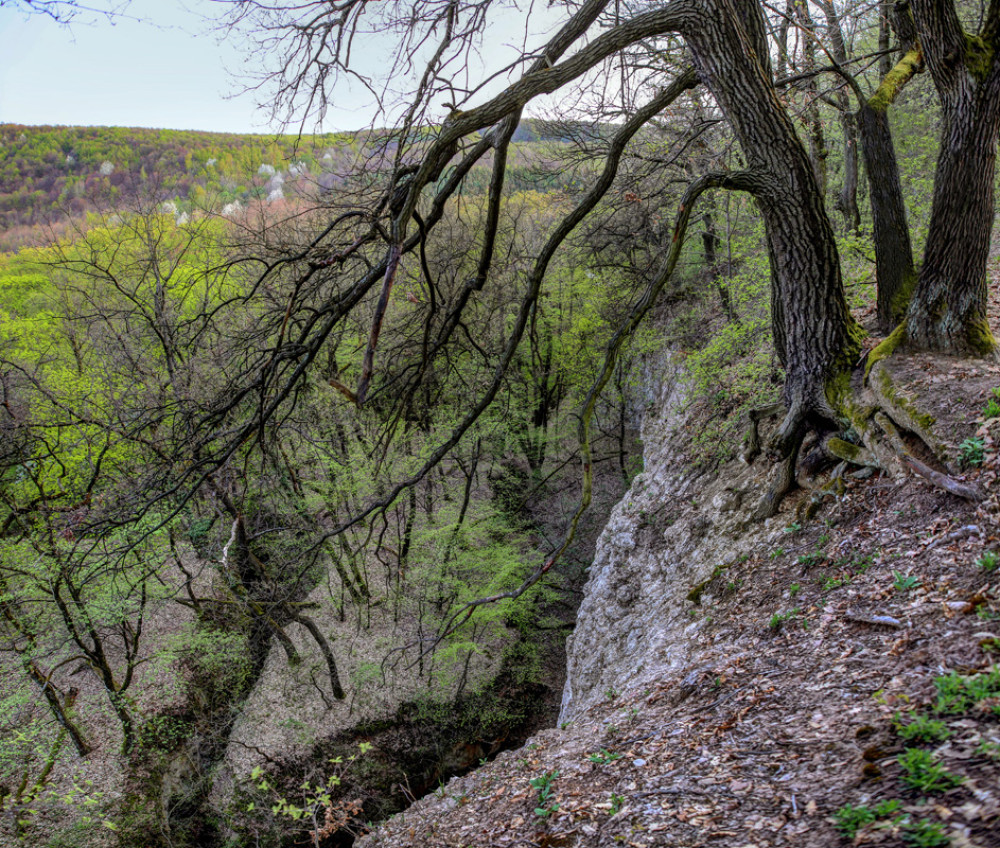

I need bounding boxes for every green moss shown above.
[876,367,937,433]
[864,322,907,379]
[826,369,853,410]
[867,49,923,112]
[964,315,998,356]
[687,563,729,606]
[826,365,874,435]
[826,437,865,463]
[888,268,918,322]
[965,34,995,84]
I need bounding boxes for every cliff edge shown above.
[360,355,1000,848]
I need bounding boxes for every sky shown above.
[0,0,565,135]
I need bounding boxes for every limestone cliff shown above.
[560,369,785,722]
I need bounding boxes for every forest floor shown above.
[357,353,1000,846]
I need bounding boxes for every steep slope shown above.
[358,355,1000,848]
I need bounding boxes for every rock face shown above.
[559,372,784,722]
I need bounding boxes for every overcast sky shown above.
[0,0,565,134]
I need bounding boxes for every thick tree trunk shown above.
[818,0,918,328]
[683,0,862,443]
[858,87,918,331]
[906,101,1000,352]
[905,0,1000,354]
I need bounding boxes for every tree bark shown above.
[816,0,860,231]
[794,0,829,198]
[906,0,1000,354]
[857,49,922,331]
[683,0,862,444]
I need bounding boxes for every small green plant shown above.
[798,549,827,568]
[530,770,560,817]
[832,799,904,838]
[893,713,951,743]
[982,387,1000,419]
[789,582,801,597]
[609,793,624,815]
[823,574,851,590]
[933,666,1000,715]
[768,607,802,630]
[976,738,1000,760]
[248,742,373,832]
[832,803,876,838]
[976,550,999,572]
[874,799,902,817]
[896,748,963,793]
[604,687,619,701]
[770,547,785,559]
[784,522,801,534]
[902,818,950,847]
[835,552,874,572]
[893,571,922,592]
[587,749,622,765]
[958,437,985,468]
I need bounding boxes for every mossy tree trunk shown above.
[683,0,863,447]
[859,47,922,332]
[815,0,920,331]
[905,0,1000,355]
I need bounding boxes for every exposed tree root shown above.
[743,356,984,519]
[741,402,783,464]
[753,428,804,520]
[873,413,983,502]
[825,436,876,468]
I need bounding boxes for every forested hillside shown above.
[2,0,1000,846]
[0,122,585,249]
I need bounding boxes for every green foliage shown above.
[586,749,622,765]
[902,818,950,847]
[896,748,963,793]
[248,742,372,838]
[676,214,780,465]
[166,627,254,706]
[822,574,851,591]
[977,739,1000,760]
[982,388,1000,419]
[798,549,827,568]
[958,437,985,468]
[893,571,921,592]
[975,551,999,572]
[893,713,951,743]
[0,124,378,245]
[768,608,803,631]
[135,714,192,754]
[832,804,873,837]
[832,800,902,838]
[933,666,1000,715]
[529,770,560,817]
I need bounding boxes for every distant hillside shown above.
[0,122,585,249]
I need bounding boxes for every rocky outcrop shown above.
[559,372,786,722]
